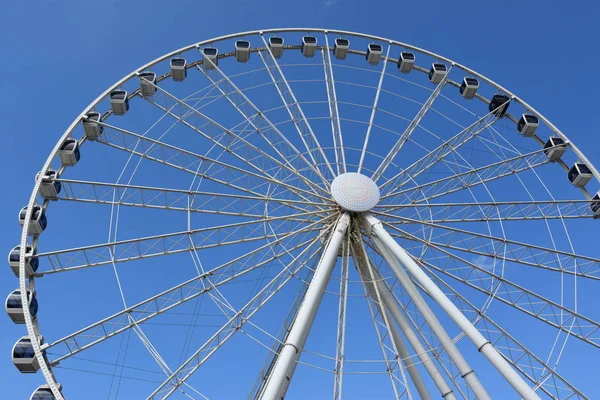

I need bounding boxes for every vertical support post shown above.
[260,213,351,400]
[362,213,541,400]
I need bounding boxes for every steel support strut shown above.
[260,213,351,400]
[362,213,542,400]
[355,236,457,399]
[352,238,431,399]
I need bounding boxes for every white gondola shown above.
[5,289,37,324]
[397,52,415,73]
[460,77,479,99]
[269,36,284,58]
[110,90,129,116]
[58,138,80,166]
[301,36,317,58]
[568,162,593,187]
[428,63,448,83]
[37,169,61,200]
[139,72,157,97]
[170,58,187,81]
[12,336,44,373]
[201,47,219,70]
[517,114,539,137]
[8,245,39,277]
[489,94,510,117]
[19,205,47,236]
[82,111,103,140]
[235,40,251,62]
[366,43,383,65]
[30,384,63,400]
[591,192,600,217]
[543,137,567,161]
[333,38,349,60]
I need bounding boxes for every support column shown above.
[362,213,541,400]
[353,239,431,400]
[260,213,350,400]
[362,248,457,399]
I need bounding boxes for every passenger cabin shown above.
[201,47,219,70]
[591,192,600,216]
[82,111,103,140]
[109,90,129,116]
[460,77,479,99]
[333,38,349,60]
[568,163,593,187]
[517,114,539,137]
[397,52,415,73]
[30,384,63,400]
[8,245,39,277]
[12,336,45,373]
[366,43,383,65]
[489,94,510,117]
[58,139,80,167]
[428,63,448,83]
[235,41,251,62]
[301,36,317,58]
[19,205,47,236]
[269,37,284,58]
[5,290,37,324]
[170,58,187,81]
[37,169,61,200]
[543,137,567,161]
[139,72,157,97]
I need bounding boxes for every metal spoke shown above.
[36,210,324,275]
[421,265,588,400]
[259,34,336,182]
[377,199,596,223]
[146,226,329,399]
[380,147,554,205]
[357,43,391,174]
[97,120,327,204]
[372,65,453,181]
[390,223,600,349]
[378,108,501,195]
[323,34,346,174]
[380,214,600,280]
[195,60,331,192]
[46,218,329,364]
[55,178,331,216]
[143,77,328,200]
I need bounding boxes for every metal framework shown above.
[11,28,599,400]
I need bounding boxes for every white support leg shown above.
[260,213,351,400]
[353,238,430,400]
[362,213,542,400]
[375,242,490,399]
[366,259,458,399]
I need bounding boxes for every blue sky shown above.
[1,1,600,399]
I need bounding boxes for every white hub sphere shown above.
[330,173,380,212]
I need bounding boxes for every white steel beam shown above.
[356,241,457,400]
[260,213,351,400]
[362,213,541,400]
[352,237,429,399]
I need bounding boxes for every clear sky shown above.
[1,1,599,399]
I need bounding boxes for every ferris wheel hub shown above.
[331,173,380,212]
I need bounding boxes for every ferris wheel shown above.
[8,28,600,399]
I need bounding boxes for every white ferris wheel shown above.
[8,28,600,400]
